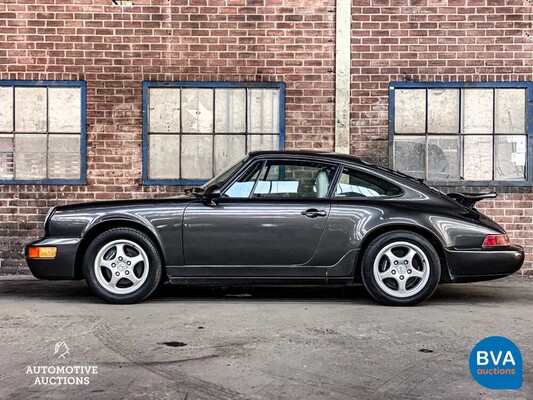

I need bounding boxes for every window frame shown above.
[142,81,286,186]
[388,81,533,187]
[0,80,87,185]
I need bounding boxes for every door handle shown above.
[301,208,327,218]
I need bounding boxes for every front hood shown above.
[52,195,196,213]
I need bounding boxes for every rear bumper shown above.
[445,245,524,283]
[25,237,81,280]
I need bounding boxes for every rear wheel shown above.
[83,228,162,304]
[361,231,440,306]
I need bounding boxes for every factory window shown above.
[389,82,532,186]
[143,82,285,185]
[0,81,86,184]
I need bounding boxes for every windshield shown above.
[201,156,249,189]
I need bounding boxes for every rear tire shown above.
[361,231,440,306]
[83,228,162,304]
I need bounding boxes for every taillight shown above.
[482,234,510,248]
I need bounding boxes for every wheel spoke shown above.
[115,243,127,260]
[108,273,120,288]
[378,268,395,280]
[383,249,397,264]
[125,272,141,285]
[404,248,416,265]
[128,254,144,267]
[396,277,407,293]
[100,259,114,271]
[410,268,424,278]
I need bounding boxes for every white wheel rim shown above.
[94,239,150,295]
[373,241,430,298]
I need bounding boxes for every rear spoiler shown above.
[447,192,497,209]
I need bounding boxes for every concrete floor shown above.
[0,276,531,400]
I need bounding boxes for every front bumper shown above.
[25,237,81,280]
[445,245,524,283]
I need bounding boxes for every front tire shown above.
[361,231,441,306]
[83,228,162,304]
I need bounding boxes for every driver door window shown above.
[223,159,337,199]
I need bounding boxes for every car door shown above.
[182,158,338,276]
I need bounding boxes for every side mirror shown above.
[202,185,221,205]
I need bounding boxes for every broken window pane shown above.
[215,89,246,133]
[48,88,82,133]
[181,135,213,179]
[48,135,81,179]
[181,89,213,133]
[247,134,279,152]
[148,88,181,133]
[0,87,13,132]
[214,135,246,175]
[427,136,459,180]
[15,87,47,133]
[0,136,14,179]
[495,89,526,134]
[494,135,526,181]
[428,89,459,134]
[394,89,426,134]
[463,89,493,134]
[248,89,280,134]
[149,134,180,179]
[393,136,425,179]
[14,134,47,180]
[463,136,493,180]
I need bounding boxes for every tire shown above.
[361,231,441,306]
[83,228,162,304]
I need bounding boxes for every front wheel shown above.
[361,231,441,306]
[83,228,162,304]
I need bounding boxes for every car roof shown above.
[248,150,365,165]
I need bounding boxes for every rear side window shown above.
[334,168,402,198]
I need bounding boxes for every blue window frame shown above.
[389,82,533,186]
[142,81,285,186]
[0,80,87,185]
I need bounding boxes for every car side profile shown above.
[25,151,524,306]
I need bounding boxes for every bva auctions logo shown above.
[54,341,70,359]
[469,336,522,390]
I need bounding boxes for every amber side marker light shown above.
[482,234,510,248]
[27,247,57,259]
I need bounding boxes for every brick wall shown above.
[0,0,336,270]
[350,0,533,273]
[0,0,532,273]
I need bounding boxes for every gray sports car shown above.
[25,151,524,306]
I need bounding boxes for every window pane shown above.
[248,89,280,134]
[14,134,47,179]
[463,136,493,180]
[463,89,493,134]
[334,169,401,198]
[182,89,213,133]
[48,134,80,179]
[148,88,180,133]
[223,161,262,198]
[48,87,81,133]
[148,134,180,179]
[15,87,47,133]
[394,89,425,134]
[214,135,246,175]
[0,136,14,179]
[0,87,13,132]
[427,136,460,180]
[393,136,425,179]
[215,89,246,133]
[247,134,279,151]
[181,135,213,179]
[494,135,526,181]
[428,89,459,134]
[252,161,335,199]
[495,89,526,134]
